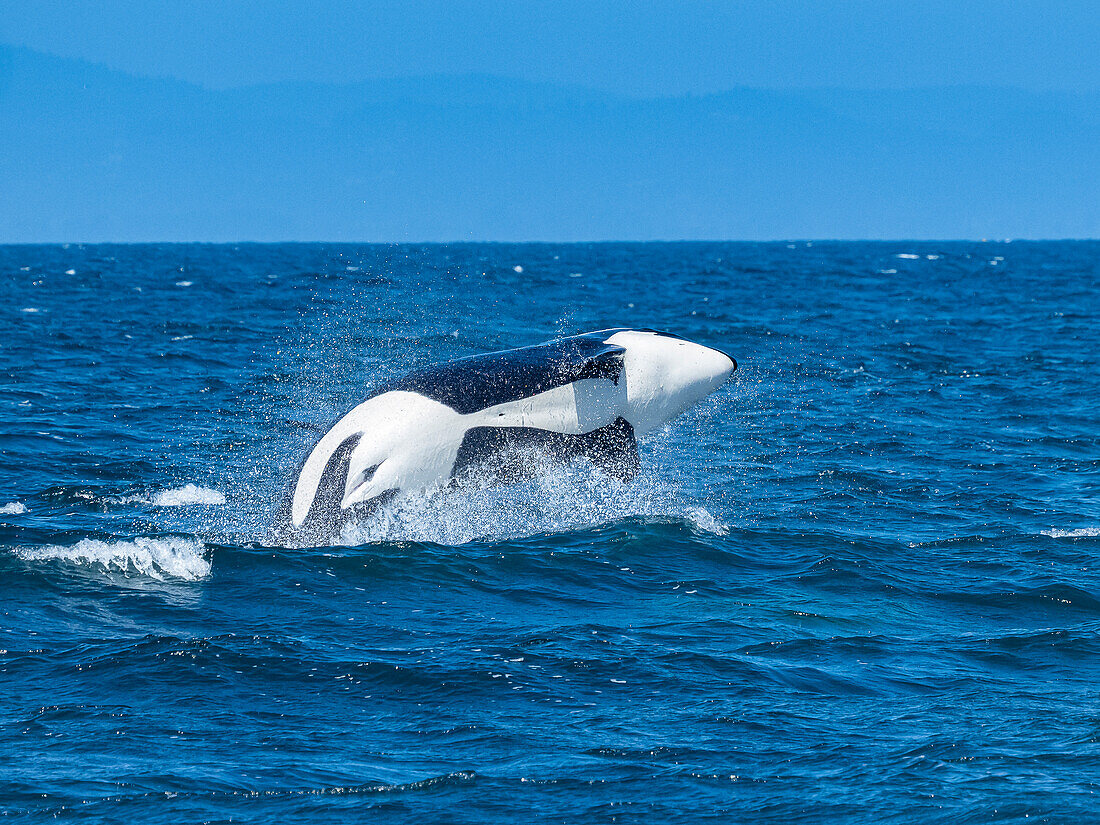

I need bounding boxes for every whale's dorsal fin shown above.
[452,416,638,485]
[577,416,639,481]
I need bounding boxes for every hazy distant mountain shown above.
[1,45,1097,241]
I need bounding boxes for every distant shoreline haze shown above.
[2,46,1098,243]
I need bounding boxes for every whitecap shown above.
[152,484,226,507]
[685,506,729,536]
[895,253,921,259]
[1043,528,1100,539]
[513,265,524,273]
[64,268,76,275]
[16,537,211,581]
[0,502,27,515]
[175,280,193,287]
[20,307,40,313]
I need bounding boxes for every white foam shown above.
[64,269,76,275]
[513,265,524,273]
[17,537,211,581]
[175,280,193,287]
[335,457,716,547]
[895,253,921,259]
[685,506,729,536]
[1043,528,1100,539]
[152,484,226,507]
[20,307,40,313]
[0,502,27,515]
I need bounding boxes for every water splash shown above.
[337,457,727,547]
[153,484,226,507]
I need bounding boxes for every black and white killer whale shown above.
[282,329,736,541]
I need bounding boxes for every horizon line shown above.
[3,238,1098,247]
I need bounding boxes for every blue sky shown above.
[1,3,1098,241]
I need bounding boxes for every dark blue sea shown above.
[2,242,1098,823]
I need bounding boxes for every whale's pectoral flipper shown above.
[282,432,361,542]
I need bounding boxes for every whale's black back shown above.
[372,330,629,414]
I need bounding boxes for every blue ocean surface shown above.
[2,241,1098,823]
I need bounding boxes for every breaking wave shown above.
[16,537,212,581]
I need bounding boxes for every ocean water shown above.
[2,241,1098,823]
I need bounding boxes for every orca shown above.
[279,329,736,543]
